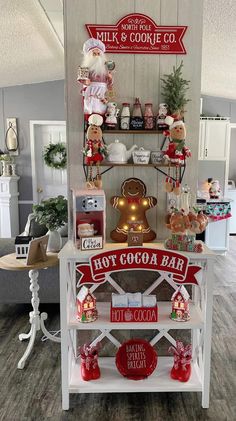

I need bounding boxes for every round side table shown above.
[0,252,59,369]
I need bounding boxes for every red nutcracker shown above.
[83,114,107,188]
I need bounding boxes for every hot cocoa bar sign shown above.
[86,13,187,54]
[76,247,201,286]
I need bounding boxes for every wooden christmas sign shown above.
[80,236,103,251]
[127,230,143,246]
[86,14,187,55]
[116,338,157,380]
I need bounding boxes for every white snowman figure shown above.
[209,179,221,199]
[105,102,119,128]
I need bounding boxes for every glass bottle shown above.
[132,97,142,118]
[120,103,130,130]
[144,103,154,129]
[130,98,144,130]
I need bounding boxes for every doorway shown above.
[30,120,67,204]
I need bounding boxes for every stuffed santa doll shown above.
[83,114,107,188]
[77,38,113,118]
[163,118,191,165]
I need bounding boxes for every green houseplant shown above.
[33,195,68,252]
[161,61,190,119]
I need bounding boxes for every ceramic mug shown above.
[77,66,89,81]
[77,223,95,238]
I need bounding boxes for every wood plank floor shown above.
[0,239,236,421]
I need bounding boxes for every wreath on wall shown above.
[43,143,67,169]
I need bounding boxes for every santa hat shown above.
[165,115,185,130]
[83,38,105,54]
[88,114,103,126]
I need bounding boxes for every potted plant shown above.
[33,195,68,252]
[161,61,190,120]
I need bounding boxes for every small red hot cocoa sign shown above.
[86,13,187,54]
[110,306,158,323]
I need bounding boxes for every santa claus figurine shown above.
[83,114,107,188]
[77,38,113,118]
[163,118,191,165]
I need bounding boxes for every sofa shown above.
[0,215,67,303]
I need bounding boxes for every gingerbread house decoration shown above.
[15,235,32,259]
[76,286,97,322]
[171,285,190,322]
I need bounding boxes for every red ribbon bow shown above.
[127,198,141,204]
[168,340,192,369]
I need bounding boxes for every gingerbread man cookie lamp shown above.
[110,178,157,242]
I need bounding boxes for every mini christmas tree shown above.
[161,61,190,118]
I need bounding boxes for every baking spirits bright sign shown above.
[86,13,187,54]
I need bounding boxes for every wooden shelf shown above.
[68,301,203,330]
[69,357,202,394]
[103,129,163,134]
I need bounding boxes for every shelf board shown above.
[68,301,203,330]
[59,240,216,262]
[69,356,202,394]
[103,129,163,134]
[84,163,183,168]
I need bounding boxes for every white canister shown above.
[132,147,150,164]
[120,103,130,130]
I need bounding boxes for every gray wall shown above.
[0,80,65,231]
[202,95,236,182]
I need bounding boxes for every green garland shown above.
[43,143,67,169]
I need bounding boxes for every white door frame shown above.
[30,120,66,204]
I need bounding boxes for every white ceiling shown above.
[0,0,236,100]
[202,0,236,99]
[0,0,64,88]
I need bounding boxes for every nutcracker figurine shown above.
[83,114,107,188]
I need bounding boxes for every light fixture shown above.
[5,118,19,154]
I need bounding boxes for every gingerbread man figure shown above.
[110,178,157,242]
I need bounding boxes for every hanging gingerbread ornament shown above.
[110,177,157,242]
[83,114,107,188]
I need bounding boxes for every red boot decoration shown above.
[79,343,101,381]
[169,341,192,382]
[170,353,180,380]
[81,355,92,381]
[91,352,101,380]
[178,344,192,382]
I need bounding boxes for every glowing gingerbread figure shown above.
[110,178,157,242]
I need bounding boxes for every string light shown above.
[143,200,148,206]
[119,199,124,205]
[131,204,136,210]
[131,216,136,221]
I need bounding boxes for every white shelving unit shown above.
[59,241,215,410]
